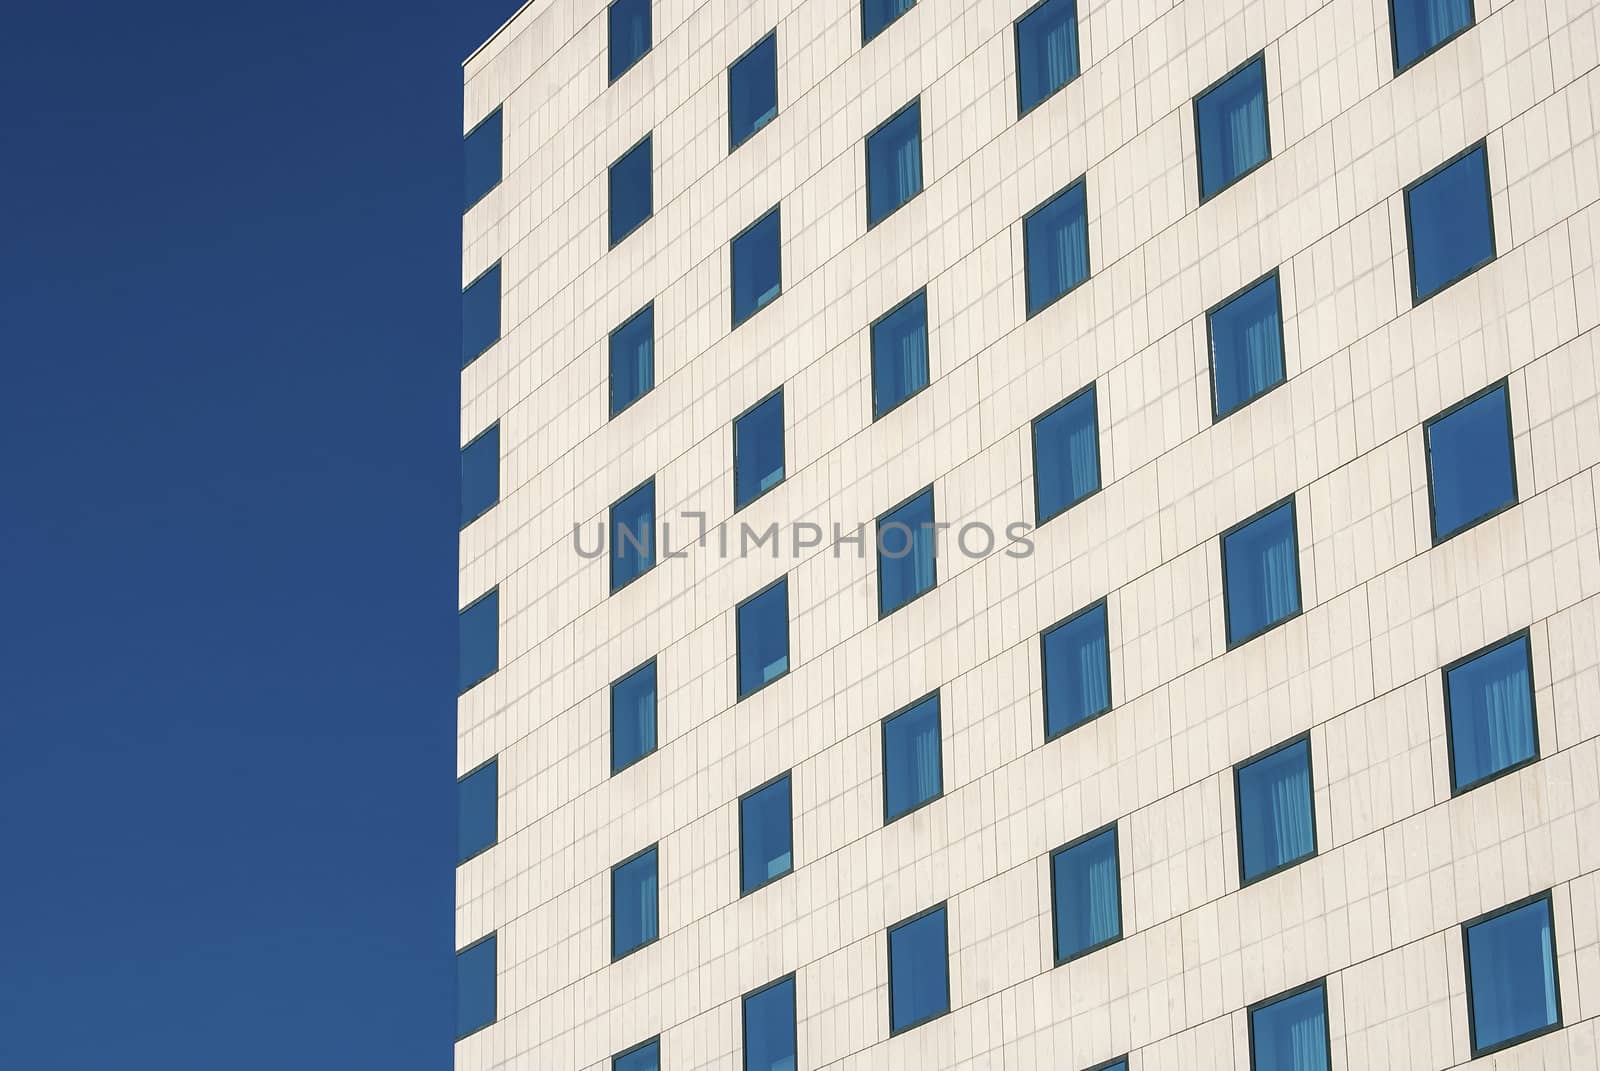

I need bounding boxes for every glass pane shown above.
[1465,898,1560,1052]
[612,847,659,958]
[1024,181,1089,315]
[863,0,916,42]
[1447,635,1536,790]
[1250,985,1329,1071]
[1237,738,1316,883]
[730,33,779,149]
[1051,827,1122,962]
[463,108,502,211]
[610,480,656,592]
[871,292,930,417]
[888,907,949,1033]
[614,1038,660,1071]
[609,137,653,246]
[737,580,790,698]
[740,775,793,893]
[1042,603,1111,738]
[610,304,655,416]
[867,102,923,226]
[1016,0,1080,114]
[461,424,500,526]
[457,759,498,864]
[462,262,501,367]
[459,589,499,694]
[1033,387,1100,521]
[1223,500,1302,645]
[1427,384,1516,541]
[1210,274,1286,417]
[878,488,936,616]
[732,208,782,326]
[611,661,658,772]
[883,694,942,821]
[608,0,652,81]
[735,391,785,509]
[1407,145,1494,301]
[743,977,797,1071]
[1394,0,1474,70]
[456,935,496,1039]
[1196,56,1270,200]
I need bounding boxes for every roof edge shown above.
[463,0,540,68]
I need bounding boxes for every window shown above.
[877,487,936,616]
[1221,498,1302,647]
[463,107,502,212]
[1024,179,1089,317]
[609,303,654,416]
[871,290,930,418]
[462,262,501,368]
[1425,381,1517,543]
[1445,632,1537,793]
[1235,735,1316,885]
[1208,272,1286,419]
[1050,824,1122,964]
[887,904,950,1034]
[457,758,497,865]
[611,659,657,773]
[866,100,923,227]
[460,423,499,527]
[1405,142,1495,303]
[613,1037,660,1071]
[1041,601,1111,740]
[459,588,498,695]
[739,773,793,894]
[1032,385,1100,523]
[609,136,653,247]
[863,0,915,43]
[612,845,659,959]
[742,975,797,1071]
[1463,893,1562,1055]
[1391,0,1475,72]
[1195,54,1270,201]
[1086,1062,1128,1071]
[610,478,656,592]
[729,32,779,150]
[608,0,651,82]
[737,578,790,698]
[882,692,943,822]
[1248,981,1329,1071]
[1015,0,1080,115]
[455,933,496,1040]
[734,389,785,510]
[732,207,782,327]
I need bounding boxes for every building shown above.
[457,0,1600,1068]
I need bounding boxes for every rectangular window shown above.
[459,588,499,695]
[455,933,496,1040]
[1222,497,1302,647]
[1445,632,1537,793]
[463,107,502,212]
[863,0,915,43]
[1041,600,1111,740]
[739,773,793,894]
[1406,141,1495,303]
[877,487,936,617]
[1463,893,1562,1056]
[1195,54,1270,201]
[887,904,950,1034]
[866,100,923,227]
[457,758,497,865]
[871,290,930,418]
[1024,178,1089,317]
[1391,0,1474,72]
[1032,384,1100,523]
[1235,735,1316,886]
[1425,380,1517,543]
[732,207,782,327]
[609,135,653,247]
[1248,981,1329,1071]
[1208,272,1286,419]
[1015,0,1080,115]
[613,1037,660,1071]
[729,32,779,150]
[734,389,785,510]
[882,692,943,822]
[610,478,656,592]
[462,262,501,368]
[608,0,651,82]
[611,659,657,773]
[1050,824,1122,964]
[609,303,655,417]
[611,845,659,959]
[737,578,790,698]
[742,975,797,1071]
[460,423,500,527]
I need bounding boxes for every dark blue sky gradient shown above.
[0,2,520,1066]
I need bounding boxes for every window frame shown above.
[608,301,656,419]
[1403,138,1496,305]
[461,260,502,369]
[608,476,657,594]
[454,930,498,1041]
[458,586,499,695]
[865,98,924,229]
[1422,377,1519,545]
[1442,629,1539,796]
[1030,382,1103,525]
[731,205,783,329]
[736,575,791,700]
[1461,889,1564,1058]
[738,770,795,896]
[460,422,500,530]
[1205,269,1288,422]
[1232,731,1318,888]
[728,30,779,152]
[611,1035,661,1071]
[1048,821,1123,966]
[1023,176,1091,319]
[610,656,658,775]
[885,901,951,1036]
[1013,0,1081,118]
[1039,598,1113,742]
[608,133,654,249]
[456,755,498,867]
[880,690,944,825]
[1246,978,1331,1071]
[741,973,798,1071]
[607,0,652,84]
[610,842,660,962]
[1389,0,1477,74]
[876,484,938,618]
[1219,493,1303,650]
[1193,51,1272,204]
[862,0,916,45]
[732,386,786,512]
[1083,1060,1129,1071]
[870,288,931,420]
[462,106,503,213]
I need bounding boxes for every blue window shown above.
[457,758,497,865]
[1041,601,1111,740]
[887,904,950,1034]
[609,136,653,247]
[863,0,915,43]
[732,207,782,327]
[610,303,655,417]
[1235,735,1316,885]
[739,773,793,894]
[1209,273,1286,419]
[1087,1062,1128,1071]
[462,262,501,368]
[1024,179,1090,317]
[734,389,785,509]
[866,100,923,227]
[730,32,779,150]
[614,1037,660,1071]
[610,478,656,592]
[461,423,500,527]
[1195,54,1270,202]
[882,693,942,822]
[459,588,499,695]
[1392,0,1475,72]
[737,578,790,699]
[608,0,651,82]
[1445,633,1537,793]
[456,933,496,1040]
[1032,385,1100,523]
[612,845,659,959]
[463,108,502,212]
[611,659,657,773]
[1249,981,1329,1071]
[1463,893,1562,1056]
[1425,381,1517,543]
[1050,825,1122,964]
[742,976,797,1071]
[877,487,936,617]
[1222,498,1302,647]
[871,290,930,418]
[1015,0,1080,115]
[1406,142,1495,303]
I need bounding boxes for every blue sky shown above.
[0,1,520,1065]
